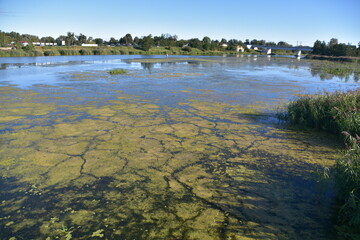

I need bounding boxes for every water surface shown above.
[0,55,357,239]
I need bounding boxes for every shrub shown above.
[110,49,119,55]
[59,49,80,56]
[332,133,360,237]
[28,50,44,57]
[278,89,360,136]
[44,50,60,56]
[10,50,26,57]
[182,46,192,52]
[79,49,93,55]
[93,49,107,55]
[22,44,35,51]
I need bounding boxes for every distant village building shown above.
[81,43,98,47]
[220,43,228,48]
[236,46,244,52]
[32,42,58,46]
[246,45,258,50]
[20,41,28,47]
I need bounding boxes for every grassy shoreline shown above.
[0,45,303,58]
[0,45,245,57]
[306,54,360,63]
[278,89,360,238]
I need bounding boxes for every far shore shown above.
[306,54,360,63]
[0,45,300,58]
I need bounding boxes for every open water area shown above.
[0,54,359,239]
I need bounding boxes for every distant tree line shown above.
[0,30,297,52]
[2,30,359,57]
[312,38,360,57]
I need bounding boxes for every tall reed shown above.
[278,89,360,136]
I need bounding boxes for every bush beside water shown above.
[278,89,360,238]
[278,89,360,135]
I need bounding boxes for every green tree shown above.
[133,37,140,45]
[277,41,291,47]
[227,39,240,51]
[22,34,40,43]
[41,36,55,43]
[77,33,87,44]
[250,39,259,45]
[329,38,338,47]
[312,40,326,55]
[141,35,153,51]
[202,36,211,50]
[266,41,276,46]
[120,33,133,45]
[55,35,65,46]
[65,32,76,46]
[109,37,118,45]
[188,38,202,49]
[94,38,104,45]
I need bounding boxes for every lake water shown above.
[0,55,358,239]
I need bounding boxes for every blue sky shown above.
[0,0,359,46]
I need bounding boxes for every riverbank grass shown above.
[278,89,360,136]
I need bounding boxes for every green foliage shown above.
[109,68,127,75]
[22,44,35,51]
[182,46,192,52]
[333,133,360,238]
[94,38,104,45]
[44,50,60,56]
[59,49,80,56]
[79,49,93,55]
[278,89,360,136]
[27,50,43,57]
[279,90,360,237]
[93,49,107,55]
[141,35,153,51]
[109,49,120,55]
[313,38,360,57]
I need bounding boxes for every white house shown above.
[81,43,98,47]
[236,46,244,52]
[20,41,28,47]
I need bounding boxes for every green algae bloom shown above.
[109,68,127,75]
[0,64,341,240]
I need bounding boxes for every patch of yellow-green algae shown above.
[0,86,340,240]
[127,57,216,63]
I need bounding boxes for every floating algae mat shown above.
[0,56,349,239]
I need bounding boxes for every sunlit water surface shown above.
[0,55,358,239]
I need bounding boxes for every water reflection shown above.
[309,62,359,82]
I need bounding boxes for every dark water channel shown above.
[0,55,358,239]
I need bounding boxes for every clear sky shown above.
[0,0,359,46]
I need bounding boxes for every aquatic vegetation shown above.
[331,133,360,238]
[309,60,360,81]
[0,83,341,240]
[109,68,127,75]
[126,57,216,63]
[279,89,360,238]
[277,88,360,136]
